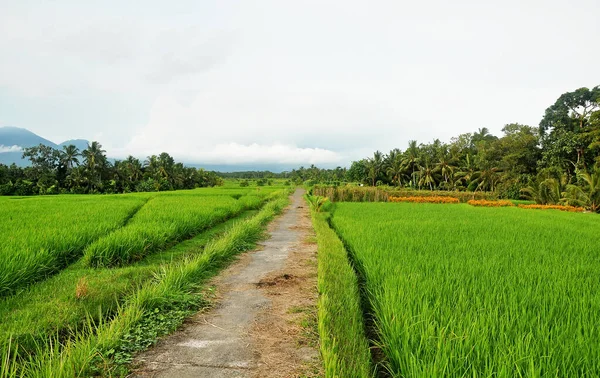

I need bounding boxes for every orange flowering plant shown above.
[517,204,585,212]
[389,196,460,204]
[468,200,515,207]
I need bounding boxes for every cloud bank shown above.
[1,1,599,168]
[0,145,23,153]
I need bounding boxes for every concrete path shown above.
[132,189,319,377]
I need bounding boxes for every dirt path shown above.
[132,189,321,378]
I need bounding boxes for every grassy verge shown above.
[4,192,290,377]
[309,203,373,377]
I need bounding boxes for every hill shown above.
[0,127,89,167]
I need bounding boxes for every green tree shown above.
[82,141,108,192]
[540,86,600,169]
[60,145,80,170]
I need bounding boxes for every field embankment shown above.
[310,208,373,378]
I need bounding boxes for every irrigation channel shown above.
[132,189,321,377]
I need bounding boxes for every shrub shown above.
[517,204,585,212]
[389,196,460,204]
[468,200,515,207]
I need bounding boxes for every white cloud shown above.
[0,145,23,153]
[1,0,599,168]
[111,142,342,165]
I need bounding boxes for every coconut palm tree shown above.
[454,154,477,190]
[417,161,438,190]
[402,140,420,188]
[60,145,80,170]
[386,153,406,187]
[435,149,457,189]
[82,141,107,192]
[366,151,384,186]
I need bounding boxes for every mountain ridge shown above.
[0,127,90,167]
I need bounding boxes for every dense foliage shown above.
[344,86,600,211]
[0,142,222,195]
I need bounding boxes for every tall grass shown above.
[310,209,373,378]
[0,195,150,296]
[7,192,290,377]
[83,192,266,267]
[332,203,600,377]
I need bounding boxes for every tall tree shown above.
[60,145,80,170]
[540,86,600,169]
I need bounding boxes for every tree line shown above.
[345,86,600,211]
[0,142,222,195]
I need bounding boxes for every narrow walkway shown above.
[133,189,320,377]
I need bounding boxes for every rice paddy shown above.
[326,202,600,377]
[0,185,290,376]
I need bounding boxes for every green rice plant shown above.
[331,202,600,377]
[83,192,266,267]
[0,195,150,296]
[0,209,260,373]
[311,210,373,378]
[9,192,289,377]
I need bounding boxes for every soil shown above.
[131,189,322,378]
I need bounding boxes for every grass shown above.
[0,210,258,356]
[2,190,291,377]
[0,194,151,296]
[331,202,600,377]
[310,207,373,378]
[82,191,268,267]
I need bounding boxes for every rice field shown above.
[0,185,290,376]
[326,202,600,376]
[82,190,267,267]
[0,194,151,296]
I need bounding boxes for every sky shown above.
[1,0,599,169]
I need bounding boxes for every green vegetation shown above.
[0,186,291,376]
[0,210,257,355]
[0,145,222,195]
[310,209,372,378]
[9,194,289,377]
[330,202,600,376]
[83,191,266,267]
[0,194,150,296]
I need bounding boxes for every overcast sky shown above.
[1,0,598,168]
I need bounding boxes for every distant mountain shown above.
[0,126,59,149]
[0,127,90,167]
[59,139,90,151]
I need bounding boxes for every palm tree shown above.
[435,148,456,189]
[402,140,420,188]
[125,155,143,183]
[563,168,600,212]
[417,161,438,190]
[471,166,501,192]
[60,145,80,170]
[386,153,405,187]
[454,154,477,190]
[81,141,107,192]
[366,151,384,186]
